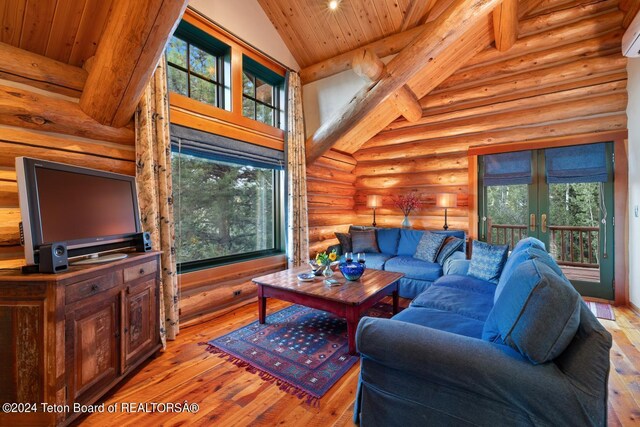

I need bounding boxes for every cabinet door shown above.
[123,279,157,371]
[66,293,119,403]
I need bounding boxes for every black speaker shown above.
[135,232,152,252]
[38,242,69,274]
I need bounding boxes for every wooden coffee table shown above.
[252,266,404,354]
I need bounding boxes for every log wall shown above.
[0,79,135,269]
[352,0,628,235]
[306,149,358,257]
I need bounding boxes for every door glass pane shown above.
[485,184,529,249]
[548,182,601,283]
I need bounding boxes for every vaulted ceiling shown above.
[257,0,434,68]
[0,0,114,67]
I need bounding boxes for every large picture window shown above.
[171,125,284,272]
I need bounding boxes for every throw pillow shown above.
[482,260,581,364]
[351,230,380,253]
[334,232,352,253]
[414,232,447,263]
[436,236,464,265]
[467,240,509,284]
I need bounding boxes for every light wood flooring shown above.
[79,300,640,426]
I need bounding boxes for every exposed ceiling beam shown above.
[0,42,86,97]
[79,0,189,128]
[305,0,500,164]
[352,48,422,123]
[400,0,438,31]
[493,0,519,51]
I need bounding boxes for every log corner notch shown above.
[79,0,189,128]
[493,0,519,52]
[305,0,502,165]
[352,49,423,123]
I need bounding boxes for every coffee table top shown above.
[252,266,404,305]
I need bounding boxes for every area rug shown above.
[585,301,615,321]
[200,301,401,405]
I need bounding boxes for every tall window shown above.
[166,35,224,107]
[171,125,284,271]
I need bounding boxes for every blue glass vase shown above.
[339,261,365,281]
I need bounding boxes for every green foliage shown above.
[172,152,276,264]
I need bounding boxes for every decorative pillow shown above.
[351,230,380,253]
[482,260,581,364]
[396,229,424,256]
[467,240,509,284]
[335,232,352,253]
[436,237,464,265]
[414,232,447,263]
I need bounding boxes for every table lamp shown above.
[436,193,457,230]
[367,195,381,227]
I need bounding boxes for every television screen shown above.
[36,168,138,243]
[16,157,141,265]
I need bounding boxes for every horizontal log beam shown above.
[0,84,135,145]
[80,0,188,127]
[421,54,627,110]
[435,29,623,93]
[0,42,86,97]
[356,170,469,189]
[387,79,627,132]
[354,114,627,162]
[519,0,619,37]
[355,155,467,176]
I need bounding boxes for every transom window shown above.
[166,35,224,107]
[243,71,278,127]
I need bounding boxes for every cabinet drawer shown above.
[66,272,120,305]
[123,261,157,283]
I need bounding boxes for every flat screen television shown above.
[16,157,141,265]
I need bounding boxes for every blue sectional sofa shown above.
[329,226,465,298]
[354,237,612,426]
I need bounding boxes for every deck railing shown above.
[487,221,599,268]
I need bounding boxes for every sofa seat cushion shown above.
[397,277,433,299]
[483,259,581,364]
[391,306,484,338]
[433,274,496,295]
[384,256,442,281]
[359,253,394,270]
[411,284,494,321]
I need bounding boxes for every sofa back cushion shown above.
[376,228,401,255]
[397,229,425,256]
[511,236,545,254]
[351,230,380,253]
[482,259,581,364]
[334,232,352,253]
[467,240,509,284]
[495,245,561,303]
[414,232,447,263]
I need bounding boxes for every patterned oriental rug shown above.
[200,302,401,406]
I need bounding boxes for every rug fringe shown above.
[199,342,321,407]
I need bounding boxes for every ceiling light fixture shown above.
[328,0,339,10]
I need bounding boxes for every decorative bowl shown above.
[339,261,365,281]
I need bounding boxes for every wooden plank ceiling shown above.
[257,0,420,68]
[0,0,114,67]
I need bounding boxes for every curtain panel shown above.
[285,71,309,268]
[135,55,179,346]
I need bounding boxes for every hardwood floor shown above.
[79,300,640,426]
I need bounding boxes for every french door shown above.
[478,143,615,300]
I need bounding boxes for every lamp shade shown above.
[436,193,457,208]
[367,195,382,208]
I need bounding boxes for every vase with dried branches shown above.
[393,194,421,228]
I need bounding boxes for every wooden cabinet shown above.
[0,252,161,426]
